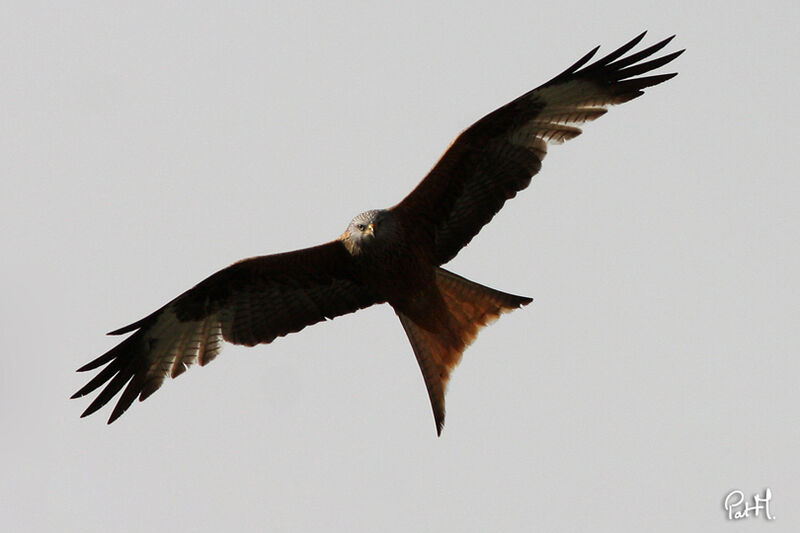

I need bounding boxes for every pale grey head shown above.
[341,209,401,255]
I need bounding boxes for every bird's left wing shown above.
[72,240,382,423]
[392,32,683,265]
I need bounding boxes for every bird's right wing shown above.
[72,240,382,424]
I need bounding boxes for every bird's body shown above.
[340,209,426,300]
[73,33,683,434]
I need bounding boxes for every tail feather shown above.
[397,268,531,436]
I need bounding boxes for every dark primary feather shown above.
[72,240,382,423]
[392,32,683,265]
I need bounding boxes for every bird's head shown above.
[341,209,397,255]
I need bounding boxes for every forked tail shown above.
[396,268,531,435]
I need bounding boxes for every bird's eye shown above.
[356,223,366,231]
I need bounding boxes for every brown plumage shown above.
[73,33,683,435]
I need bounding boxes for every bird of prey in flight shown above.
[73,33,683,435]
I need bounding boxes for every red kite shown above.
[73,33,683,435]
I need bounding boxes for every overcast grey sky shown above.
[2,1,799,532]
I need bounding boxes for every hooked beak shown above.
[366,223,375,235]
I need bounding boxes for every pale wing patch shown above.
[139,308,224,400]
[536,79,625,109]
[533,106,608,125]
[507,128,549,160]
[510,78,625,152]
[528,122,583,144]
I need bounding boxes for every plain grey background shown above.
[2,1,798,531]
